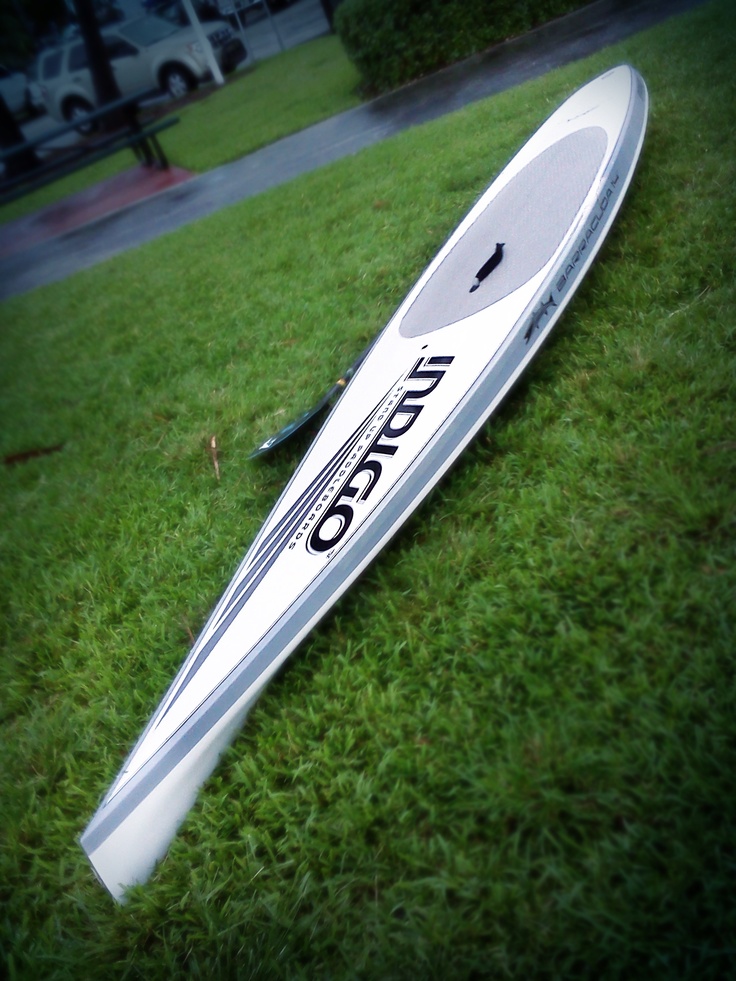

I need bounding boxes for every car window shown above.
[68,43,89,72]
[40,50,63,80]
[119,16,180,47]
[104,37,139,60]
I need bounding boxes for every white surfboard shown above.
[81,65,649,900]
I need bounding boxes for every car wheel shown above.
[162,65,196,100]
[24,93,41,119]
[63,97,95,134]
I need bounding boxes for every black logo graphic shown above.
[307,356,454,554]
[524,293,557,344]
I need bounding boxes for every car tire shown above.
[24,93,41,119]
[63,97,95,134]
[162,65,196,100]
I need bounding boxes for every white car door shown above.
[105,36,154,96]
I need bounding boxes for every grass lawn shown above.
[1,0,735,977]
[0,34,361,224]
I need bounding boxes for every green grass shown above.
[162,33,362,171]
[0,34,361,223]
[1,0,735,977]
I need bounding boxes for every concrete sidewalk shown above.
[0,0,704,301]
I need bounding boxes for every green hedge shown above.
[336,0,590,94]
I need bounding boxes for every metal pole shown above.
[233,5,246,40]
[261,0,284,53]
[181,0,225,86]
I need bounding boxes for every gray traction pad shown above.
[400,126,608,337]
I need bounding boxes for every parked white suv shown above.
[38,15,246,124]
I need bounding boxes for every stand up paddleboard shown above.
[81,65,649,900]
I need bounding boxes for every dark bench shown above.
[0,91,179,206]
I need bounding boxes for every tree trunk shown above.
[0,95,39,181]
[73,0,126,130]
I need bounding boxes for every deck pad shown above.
[401,126,609,335]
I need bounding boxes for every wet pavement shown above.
[0,0,706,301]
[0,167,193,260]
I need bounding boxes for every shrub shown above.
[336,0,590,94]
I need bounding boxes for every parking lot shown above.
[234,0,332,61]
